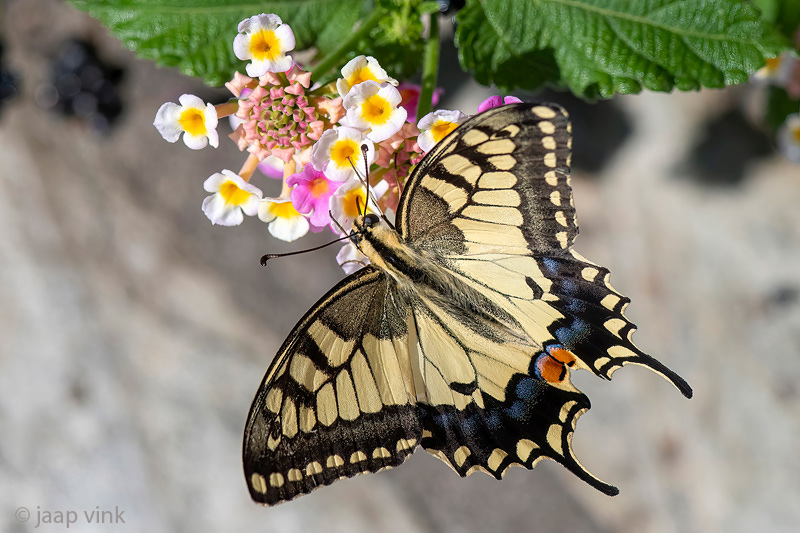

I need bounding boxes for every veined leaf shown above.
[460,0,786,97]
[455,1,561,94]
[69,0,363,86]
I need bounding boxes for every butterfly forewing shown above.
[243,267,422,505]
[398,104,578,255]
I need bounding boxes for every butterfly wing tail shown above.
[419,374,619,496]
[537,252,692,398]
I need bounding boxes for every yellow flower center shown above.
[431,120,458,141]
[309,178,330,198]
[764,56,781,73]
[178,108,207,136]
[250,29,281,61]
[343,188,368,219]
[348,68,377,87]
[269,201,300,219]
[219,181,252,206]
[331,139,359,167]
[362,94,391,125]
[793,125,800,144]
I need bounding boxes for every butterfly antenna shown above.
[361,144,371,215]
[346,156,366,217]
[261,234,352,266]
[361,145,394,229]
[347,144,392,228]
[394,151,405,198]
[329,209,367,256]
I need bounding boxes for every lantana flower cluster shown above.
[753,50,800,163]
[153,13,513,271]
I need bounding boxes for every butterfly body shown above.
[354,214,527,361]
[244,103,692,505]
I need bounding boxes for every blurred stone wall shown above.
[1,1,798,532]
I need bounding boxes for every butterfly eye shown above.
[348,229,362,244]
[363,213,380,227]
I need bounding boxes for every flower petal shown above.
[202,194,244,226]
[153,102,183,142]
[274,23,296,52]
[337,242,369,274]
[183,132,210,150]
[268,215,309,242]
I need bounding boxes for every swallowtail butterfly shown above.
[243,103,692,505]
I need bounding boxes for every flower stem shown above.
[417,13,440,120]
[239,153,260,182]
[215,101,239,119]
[310,7,386,79]
[280,160,297,197]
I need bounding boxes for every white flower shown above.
[337,242,369,274]
[417,109,470,152]
[258,155,286,180]
[154,94,219,149]
[342,81,407,143]
[336,55,397,98]
[311,127,375,182]
[233,14,296,77]
[329,178,389,234]
[778,113,800,163]
[202,170,262,226]
[258,197,310,242]
[753,52,796,85]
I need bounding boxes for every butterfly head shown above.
[350,212,416,277]
[349,213,381,245]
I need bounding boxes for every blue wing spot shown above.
[541,257,560,275]
[462,413,480,437]
[555,318,589,346]
[565,297,587,313]
[515,376,538,398]
[486,410,503,431]
[508,400,529,421]
[560,279,578,294]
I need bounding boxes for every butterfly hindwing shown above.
[243,267,422,505]
[405,292,618,494]
[537,251,693,396]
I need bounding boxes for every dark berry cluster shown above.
[0,41,21,115]
[41,39,125,132]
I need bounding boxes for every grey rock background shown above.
[1,1,798,532]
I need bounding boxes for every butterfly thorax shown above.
[353,214,527,343]
[352,215,425,284]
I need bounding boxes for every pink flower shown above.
[233,64,328,163]
[257,155,285,180]
[373,123,423,197]
[477,95,523,113]
[286,164,342,230]
[225,72,256,98]
[398,82,442,123]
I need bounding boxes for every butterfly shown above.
[243,103,692,505]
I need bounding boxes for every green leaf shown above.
[69,0,364,86]
[458,0,787,98]
[751,0,800,44]
[455,0,561,93]
[355,0,429,82]
[765,85,800,132]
